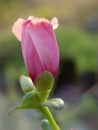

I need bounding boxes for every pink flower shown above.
[12,16,59,81]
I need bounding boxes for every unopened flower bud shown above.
[20,75,35,94]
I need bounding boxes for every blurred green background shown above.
[0,0,98,130]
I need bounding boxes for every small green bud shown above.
[20,75,35,94]
[22,90,41,108]
[41,119,52,130]
[34,71,54,92]
[42,98,64,110]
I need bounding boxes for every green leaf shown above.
[42,98,64,110]
[20,75,36,94]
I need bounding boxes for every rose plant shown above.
[10,16,64,130]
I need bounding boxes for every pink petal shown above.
[27,21,59,77]
[51,17,58,29]
[22,21,45,81]
[12,18,25,41]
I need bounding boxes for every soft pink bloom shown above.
[12,16,59,81]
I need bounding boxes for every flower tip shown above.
[12,18,24,41]
[28,16,34,20]
[51,17,58,29]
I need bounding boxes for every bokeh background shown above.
[0,0,98,130]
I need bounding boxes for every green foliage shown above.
[0,31,26,79]
[55,26,97,72]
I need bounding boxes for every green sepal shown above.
[37,91,50,102]
[41,119,53,130]
[42,98,64,110]
[22,90,41,108]
[34,71,54,101]
[34,71,54,92]
[20,75,35,94]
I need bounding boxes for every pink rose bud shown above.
[12,16,59,81]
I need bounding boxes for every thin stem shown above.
[39,106,60,130]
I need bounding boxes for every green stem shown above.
[39,106,60,130]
